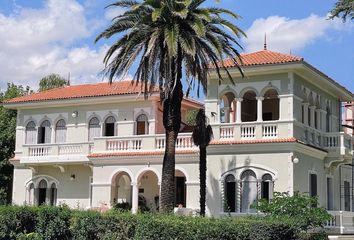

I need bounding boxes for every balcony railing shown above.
[216,120,287,141]
[325,211,354,234]
[93,133,196,153]
[25,142,93,157]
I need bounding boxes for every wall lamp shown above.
[72,111,78,118]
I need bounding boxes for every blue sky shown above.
[0,0,353,96]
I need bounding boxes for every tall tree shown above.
[0,83,32,204]
[96,0,244,212]
[39,74,68,92]
[329,0,354,21]
[192,108,213,217]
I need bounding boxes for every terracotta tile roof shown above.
[88,149,199,158]
[3,81,159,104]
[211,50,303,68]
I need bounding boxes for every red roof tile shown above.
[4,81,159,104]
[212,50,303,68]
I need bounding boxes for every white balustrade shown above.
[106,139,142,151]
[324,135,339,147]
[262,125,277,138]
[156,134,194,150]
[29,146,52,156]
[176,135,194,149]
[220,126,234,139]
[241,126,255,139]
[59,144,83,155]
[156,137,165,149]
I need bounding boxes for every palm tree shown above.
[192,108,213,217]
[96,0,244,213]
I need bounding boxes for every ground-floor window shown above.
[344,181,351,211]
[223,169,274,213]
[26,177,58,206]
[327,177,333,210]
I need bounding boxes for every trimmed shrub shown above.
[35,205,72,240]
[0,205,326,240]
[0,205,37,240]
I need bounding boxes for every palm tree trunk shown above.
[159,48,183,213]
[199,146,207,217]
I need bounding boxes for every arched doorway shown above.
[220,92,236,123]
[104,116,116,136]
[262,89,279,121]
[38,120,51,144]
[241,91,257,122]
[38,179,47,205]
[175,170,187,207]
[137,171,159,212]
[111,172,132,209]
[50,183,57,206]
[136,114,149,135]
[224,174,236,212]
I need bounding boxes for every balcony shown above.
[211,120,292,141]
[21,142,93,164]
[93,133,196,153]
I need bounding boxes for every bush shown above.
[0,205,37,240]
[256,191,332,232]
[0,205,324,239]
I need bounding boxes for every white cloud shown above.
[243,14,353,53]
[0,0,109,90]
[104,7,126,21]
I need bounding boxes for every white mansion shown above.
[3,49,354,233]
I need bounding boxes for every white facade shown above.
[4,51,354,223]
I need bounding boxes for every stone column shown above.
[236,98,243,123]
[51,127,55,143]
[303,103,309,125]
[256,97,264,122]
[309,106,316,128]
[236,180,241,213]
[131,182,139,214]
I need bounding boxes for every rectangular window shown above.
[344,181,351,211]
[310,173,317,207]
[309,173,317,197]
[327,177,333,210]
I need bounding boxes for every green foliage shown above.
[38,74,68,92]
[35,205,72,239]
[0,83,32,205]
[0,205,308,240]
[185,110,198,126]
[329,0,354,21]
[256,191,332,232]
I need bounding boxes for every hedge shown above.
[0,206,326,240]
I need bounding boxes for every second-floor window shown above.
[88,117,100,141]
[38,120,51,144]
[262,89,279,121]
[136,114,149,135]
[55,119,67,143]
[104,116,116,137]
[25,121,36,144]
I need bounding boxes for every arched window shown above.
[240,170,257,212]
[50,183,57,206]
[38,120,51,144]
[326,106,331,132]
[25,121,36,144]
[38,179,47,205]
[55,119,66,143]
[241,91,257,122]
[88,117,100,141]
[104,116,116,137]
[220,92,236,123]
[262,89,279,121]
[136,114,149,135]
[224,174,236,212]
[261,174,273,202]
[28,183,35,205]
